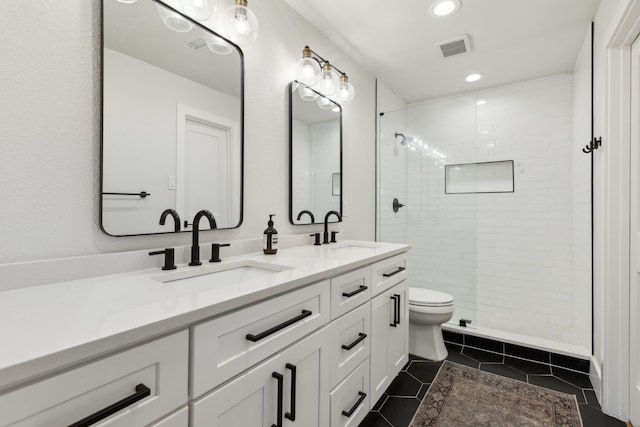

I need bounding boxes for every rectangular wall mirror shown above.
[101,0,243,236]
[289,82,342,225]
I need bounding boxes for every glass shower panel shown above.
[378,71,592,352]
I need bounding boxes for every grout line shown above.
[445,339,591,376]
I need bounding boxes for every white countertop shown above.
[0,241,409,392]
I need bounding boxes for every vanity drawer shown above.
[192,280,330,397]
[330,266,372,319]
[330,358,370,427]
[371,254,407,296]
[0,331,188,427]
[330,302,371,389]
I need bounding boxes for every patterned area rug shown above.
[409,361,583,427]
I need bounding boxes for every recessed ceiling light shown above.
[476,100,487,106]
[430,0,461,17]
[465,73,482,82]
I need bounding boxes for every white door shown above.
[630,35,640,426]
[179,118,230,229]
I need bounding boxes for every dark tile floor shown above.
[359,342,626,427]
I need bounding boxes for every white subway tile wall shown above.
[379,75,590,347]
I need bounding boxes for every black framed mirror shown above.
[289,81,342,225]
[101,0,243,236]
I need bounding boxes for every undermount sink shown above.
[152,260,293,286]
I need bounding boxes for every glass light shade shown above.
[203,32,233,55]
[316,95,335,110]
[223,5,258,46]
[156,3,193,33]
[298,85,319,101]
[181,0,218,21]
[317,68,339,96]
[336,81,355,105]
[296,57,321,87]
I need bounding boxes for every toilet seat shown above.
[409,288,454,307]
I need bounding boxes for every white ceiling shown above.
[284,0,601,103]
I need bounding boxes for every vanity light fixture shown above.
[429,0,461,17]
[203,32,233,55]
[181,0,217,21]
[223,0,259,46]
[156,2,194,32]
[295,45,355,105]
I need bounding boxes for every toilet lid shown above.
[409,288,454,307]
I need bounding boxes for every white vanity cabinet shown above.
[192,326,330,427]
[0,243,410,427]
[370,280,409,404]
[0,331,188,427]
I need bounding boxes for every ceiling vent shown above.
[435,35,471,58]
[185,38,207,50]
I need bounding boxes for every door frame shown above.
[600,0,640,420]
[176,103,240,226]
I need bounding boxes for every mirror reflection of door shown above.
[180,118,230,229]
[101,0,243,236]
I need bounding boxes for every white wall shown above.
[0,0,376,265]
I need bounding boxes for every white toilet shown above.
[408,287,455,361]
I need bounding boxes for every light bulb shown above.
[298,85,319,101]
[181,0,217,21]
[296,48,321,87]
[223,1,259,46]
[203,32,233,55]
[318,62,338,96]
[465,73,482,82]
[316,94,335,110]
[336,74,355,105]
[156,3,193,33]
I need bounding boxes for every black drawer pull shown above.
[272,372,283,427]
[394,293,401,325]
[390,295,398,327]
[341,333,367,351]
[383,266,405,277]
[342,391,367,417]
[246,310,312,342]
[67,383,150,427]
[342,285,368,298]
[285,363,296,421]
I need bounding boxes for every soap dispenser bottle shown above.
[263,214,278,255]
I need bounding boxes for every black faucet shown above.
[323,210,342,244]
[159,209,181,232]
[296,210,315,223]
[189,210,217,266]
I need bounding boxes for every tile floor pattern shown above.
[359,342,626,427]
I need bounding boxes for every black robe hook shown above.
[582,137,602,154]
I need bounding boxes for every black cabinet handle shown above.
[341,391,367,417]
[246,310,312,342]
[341,333,367,351]
[394,293,401,325]
[272,372,283,427]
[67,383,150,427]
[285,363,296,421]
[383,266,406,277]
[342,285,368,298]
[390,295,399,327]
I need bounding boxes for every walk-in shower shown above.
[377,31,593,357]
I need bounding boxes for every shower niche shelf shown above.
[445,160,514,194]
